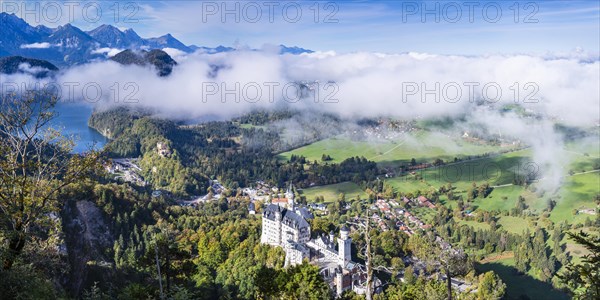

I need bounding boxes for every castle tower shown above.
[338,225,351,267]
[284,230,294,267]
[329,231,335,247]
[286,183,295,210]
[275,208,282,245]
[335,267,344,296]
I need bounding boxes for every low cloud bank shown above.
[2,50,599,193]
[36,50,599,126]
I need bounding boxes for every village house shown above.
[417,195,436,209]
[309,203,328,213]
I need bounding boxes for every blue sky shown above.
[4,0,600,55]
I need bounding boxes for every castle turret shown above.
[286,183,295,210]
[329,231,335,247]
[335,267,344,296]
[338,225,351,267]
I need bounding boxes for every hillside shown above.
[0,55,58,77]
[110,49,177,76]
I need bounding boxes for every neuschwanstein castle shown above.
[260,186,374,297]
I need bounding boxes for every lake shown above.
[52,102,108,153]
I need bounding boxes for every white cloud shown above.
[3,50,598,127]
[162,48,187,60]
[2,50,598,193]
[20,42,52,49]
[17,63,50,75]
[33,50,597,127]
[91,47,123,57]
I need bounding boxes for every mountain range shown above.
[0,12,313,67]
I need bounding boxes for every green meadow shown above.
[277,130,506,168]
[384,149,533,200]
[456,219,491,231]
[497,216,531,235]
[551,171,600,224]
[300,181,367,203]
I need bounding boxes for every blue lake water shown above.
[52,102,108,153]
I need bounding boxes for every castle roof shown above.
[263,204,284,221]
[263,204,309,230]
[282,209,309,229]
[288,241,309,252]
[297,207,314,220]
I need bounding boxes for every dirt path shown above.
[491,183,514,188]
[569,169,600,176]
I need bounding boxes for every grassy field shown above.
[471,185,525,211]
[277,131,505,168]
[477,258,569,300]
[497,216,531,235]
[386,149,531,189]
[563,137,600,162]
[550,171,600,224]
[300,182,367,203]
[410,207,437,224]
[239,123,267,130]
[456,219,491,231]
[549,138,600,223]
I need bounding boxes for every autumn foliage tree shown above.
[0,93,102,269]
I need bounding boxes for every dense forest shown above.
[0,179,514,299]
[1,178,332,299]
